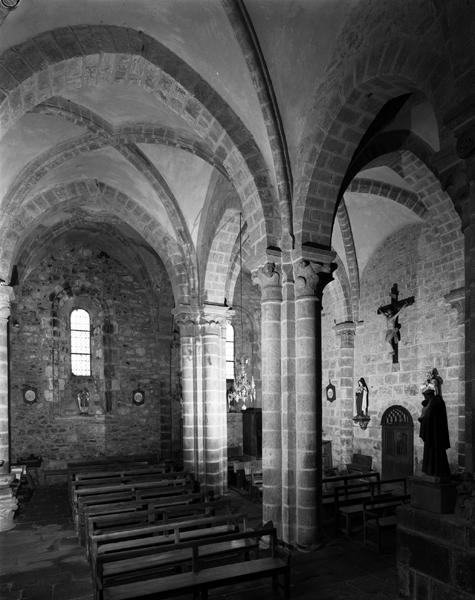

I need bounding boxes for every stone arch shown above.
[348,178,427,218]
[2,98,198,291]
[203,209,240,305]
[325,256,352,326]
[2,180,192,304]
[294,34,450,250]
[0,25,281,260]
[335,201,359,322]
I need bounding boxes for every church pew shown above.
[336,478,409,536]
[81,492,204,546]
[85,498,231,552]
[322,470,380,500]
[90,513,249,593]
[70,469,191,506]
[90,512,248,563]
[67,455,165,502]
[75,482,197,537]
[99,527,290,600]
[363,493,411,552]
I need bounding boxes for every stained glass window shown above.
[71,309,91,376]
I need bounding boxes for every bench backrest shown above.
[92,513,249,561]
[363,493,411,515]
[347,454,372,472]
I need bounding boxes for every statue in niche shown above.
[418,368,451,477]
[77,388,90,414]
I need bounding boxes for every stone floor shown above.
[0,483,401,600]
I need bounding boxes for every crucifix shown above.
[377,283,415,364]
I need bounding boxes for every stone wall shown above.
[397,504,475,599]
[322,196,464,473]
[9,243,175,473]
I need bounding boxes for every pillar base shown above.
[409,475,456,514]
[0,474,18,531]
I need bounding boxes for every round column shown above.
[0,284,17,531]
[200,307,229,498]
[252,262,283,532]
[0,284,13,473]
[294,254,335,548]
[174,308,204,481]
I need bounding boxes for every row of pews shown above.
[68,455,290,600]
[322,470,411,551]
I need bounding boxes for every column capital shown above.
[293,245,337,300]
[0,285,14,320]
[173,304,200,336]
[443,165,475,231]
[334,321,356,348]
[200,303,233,329]
[252,262,282,302]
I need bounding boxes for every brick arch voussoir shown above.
[0,25,278,254]
[336,201,359,322]
[2,180,192,304]
[348,178,427,218]
[204,210,240,304]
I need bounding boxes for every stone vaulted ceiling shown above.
[0,0,453,308]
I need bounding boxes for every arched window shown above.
[226,322,235,380]
[70,309,91,376]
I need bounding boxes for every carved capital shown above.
[334,321,356,348]
[172,305,200,336]
[252,262,282,302]
[200,304,232,330]
[293,258,336,300]
[0,285,14,321]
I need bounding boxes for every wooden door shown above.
[381,405,414,480]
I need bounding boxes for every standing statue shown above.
[355,377,369,417]
[418,368,451,477]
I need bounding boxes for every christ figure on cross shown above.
[377,283,415,363]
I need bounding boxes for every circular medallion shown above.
[23,387,37,404]
[132,390,145,405]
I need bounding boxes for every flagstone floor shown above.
[0,483,401,600]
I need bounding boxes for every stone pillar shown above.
[0,284,17,530]
[200,306,229,497]
[0,284,13,473]
[252,261,283,534]
[293,249,336,548]
[335,321,356,467]
[281,259,297,543]
[173,307,204,481]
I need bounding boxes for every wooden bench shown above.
[71,470,191,505]
[322,470,380,499]
[81,492,204,546]
[87,497,229,539]
[91,512,248,564]
[75,483,197,537]
[86,498,231,554]
[363,494,411,552]
[337,478,408,536]
[91,513,249,592]
[100,527,290,600]
[346,453,373,474]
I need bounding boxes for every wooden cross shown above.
[377,283,414,364]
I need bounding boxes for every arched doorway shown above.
[381,405,414,480]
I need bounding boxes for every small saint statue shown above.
[418,368,451,477]
[354,377,368,417]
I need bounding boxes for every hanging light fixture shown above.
[229,213,255,412]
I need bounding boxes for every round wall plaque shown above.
[132,389,145,405]
[23,387,37,404]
